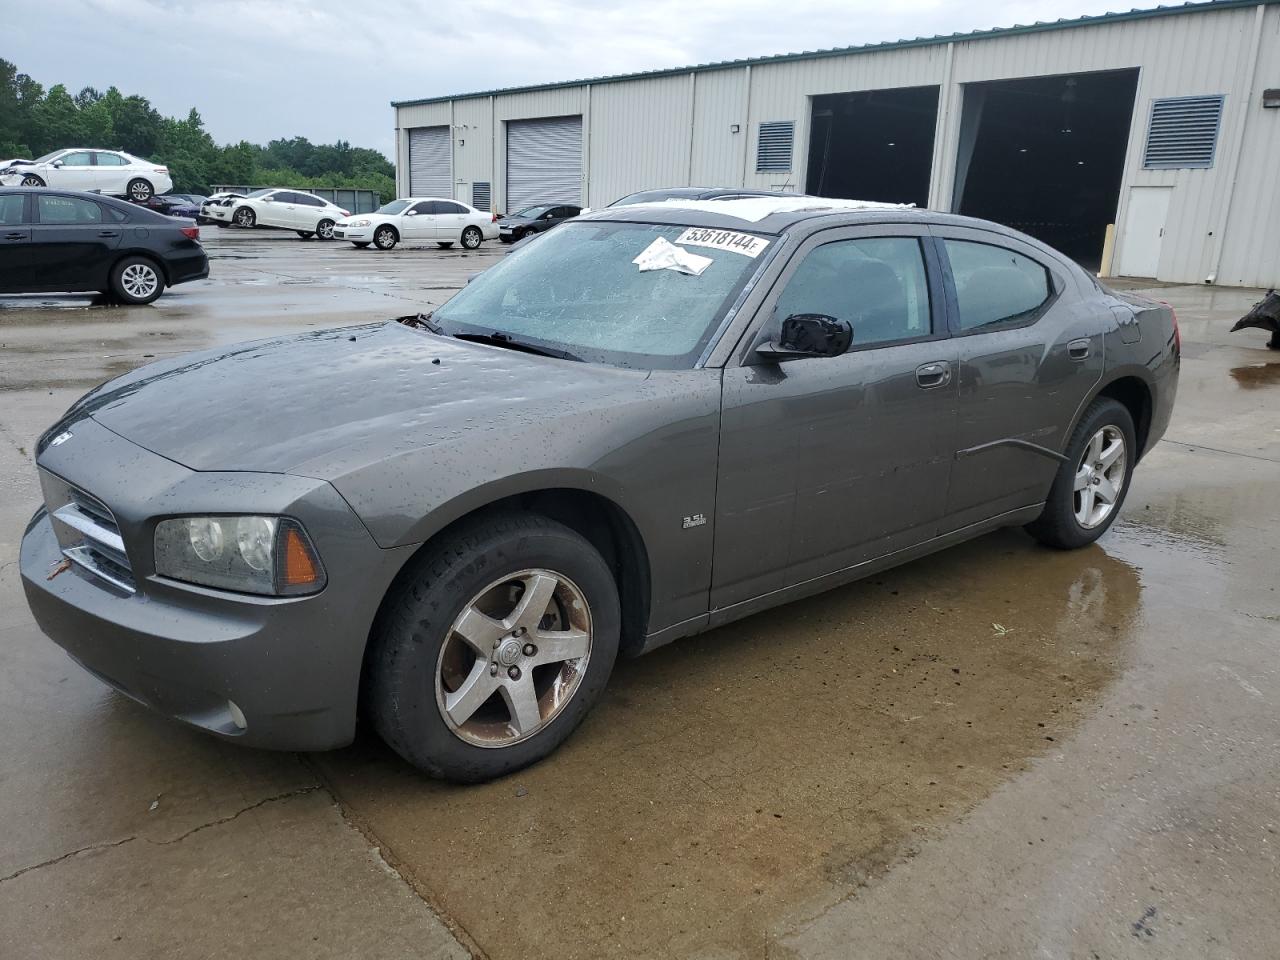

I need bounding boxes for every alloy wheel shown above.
[120,263,159,301]
[435,568,593,747]
[1074,425,1126,529]
[317,219,335,240]
[21,176,43,187]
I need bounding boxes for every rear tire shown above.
[233,207,256,228]
[21,174,46,187]
[366,512,620,782]
[109,256,165,305]
[461,226,483,250]
[316,218,336,241]
[1025,398,1135,549]
[373,225,398,250]
[127,178,153,202]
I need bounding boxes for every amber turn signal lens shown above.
[280,525,320,587]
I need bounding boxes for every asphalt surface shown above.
[1,230,1277,959]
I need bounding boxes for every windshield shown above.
[432,221,770,369]
[512,205,551,219]
[245,188,275,199]
[376,199,411,215]
[33,151,64,164]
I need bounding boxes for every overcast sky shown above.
[10,0,1133,157]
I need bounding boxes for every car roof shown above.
[0,186,172,219]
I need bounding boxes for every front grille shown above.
[42,472,136,594]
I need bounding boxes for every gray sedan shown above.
[20,198,1179,781]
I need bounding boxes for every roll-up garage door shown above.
[506,115,582,211]
[408,126,450,197]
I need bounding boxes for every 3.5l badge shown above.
[682,513,707,529]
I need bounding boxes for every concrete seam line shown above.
[303,756,490,960]
[1159,438,1280,464]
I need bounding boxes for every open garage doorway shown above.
[806,86,939,207]
[954,69,1139,270]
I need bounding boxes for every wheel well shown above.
[371,489,651,657]
[1097,376,1152,456]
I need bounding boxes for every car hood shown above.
[74,321,649,479]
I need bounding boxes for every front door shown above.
[0,193,31,290]
[402,201,436,239]
[933,228,1105,532]
[712,227,958,611]
[45,151,96,191]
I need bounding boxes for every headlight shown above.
[154,515,326,596]
[348,219,371,227]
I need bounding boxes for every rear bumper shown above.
[19,417,413,751]
[166,249,209,286]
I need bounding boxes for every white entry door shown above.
[1116,186,1172,279]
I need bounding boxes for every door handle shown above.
[1068,338,1090,361]
[3,232,26,241]
[98,230,120,238]
[915,361,952,389]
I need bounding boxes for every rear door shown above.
[0,193,31,290]
[434,200,470,241]
[712,225,958,610]
[91,151,132,194]
[30,194,122,291]
[932,228,1105,531]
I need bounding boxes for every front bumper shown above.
[19,416,413,751]
[335,226,372,242]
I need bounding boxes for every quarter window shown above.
[37,195,103,223]
[775,237,932,347]
[944,240,1052,330]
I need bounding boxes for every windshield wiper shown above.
[455,331,583,362]
[395,311,443,335]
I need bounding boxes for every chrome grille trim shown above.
[53,503,126,556]
[41,472,137,594]
[62,545,136,594]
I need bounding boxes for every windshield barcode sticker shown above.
[675,228,769,258]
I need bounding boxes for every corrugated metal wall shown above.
[395,2,1279,285]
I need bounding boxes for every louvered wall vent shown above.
[472,181,491,210]
[756,121,795,172]
[1143,95,1224,169]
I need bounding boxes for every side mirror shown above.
[757,313,852,361]
[52,159,64,168]
[405,209,417,216]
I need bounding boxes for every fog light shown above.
[228,700,247,731]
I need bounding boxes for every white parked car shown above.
[199,191,245,225]
[334,197,498,250]
[0,148,173,201]
[229,189,351,240]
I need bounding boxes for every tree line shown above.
[0,59,395,199]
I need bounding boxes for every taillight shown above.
[491,213,498,222]
[155,166,168,173]
[340,209,350,216]
[181,226,200,240]
[1157,299,1180,354]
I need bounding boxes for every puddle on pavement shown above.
[1229,361,1280,389]
[317,530,1144,960]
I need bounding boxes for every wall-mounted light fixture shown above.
[1263,89,1280,109]
[730,123,741,133]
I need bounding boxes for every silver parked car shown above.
[20,198,1179,781]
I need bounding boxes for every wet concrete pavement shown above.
[1,235,1277,958]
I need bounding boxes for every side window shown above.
[94,153,128,166]
[439,201,467,214]
[59,152,93,166]
[276,192,300,203]
[0,194,25,225]
[296,194,323,207]
[944,240,1052,331]
[410,201,435,215]
[774,237,932,347]
[37,195,103,224]
[105,205,128,222]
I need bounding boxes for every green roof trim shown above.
[392,0,1274,109]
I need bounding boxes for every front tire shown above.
[373,225,398,250]
[367,512,620,782]
[1025,398,1136,549]
[233,206,256,228]
[296,230,314,239]
[110,256,165,305]
[316,219,336,241]
[21,174,46,187]
[461,226,483,250]
[127,178,153,202]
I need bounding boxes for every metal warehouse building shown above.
[392,0,1280,286]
